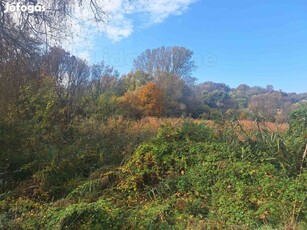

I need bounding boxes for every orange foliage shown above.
[121,82,165,117]
[137,82,164,116]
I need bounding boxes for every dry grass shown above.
[79,117,289,148]
[236,120,289,134]
[130,117,289,135]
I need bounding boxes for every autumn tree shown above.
[0,0,126,118]
[137,82,164,116]
[120,82,164,118]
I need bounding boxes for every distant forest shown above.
[1,46,306,126]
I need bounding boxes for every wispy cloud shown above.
[62,0,197,59]
[137,0,197,24]
[103,0,197,41]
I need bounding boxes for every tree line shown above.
[1,45,306,126]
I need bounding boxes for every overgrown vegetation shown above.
[1,32,306,229]
[1,108,306,229]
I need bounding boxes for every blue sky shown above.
[69,0,307,93]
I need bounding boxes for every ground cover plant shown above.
[0,106,306,229]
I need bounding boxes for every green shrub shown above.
[41,199,121,230]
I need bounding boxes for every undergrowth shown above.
[0,108,306,229]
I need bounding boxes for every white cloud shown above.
[103,0,197,39]
[104,21,133,42]
[137,0,196,23]
[62,0,197,59]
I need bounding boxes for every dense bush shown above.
[1,112,306,229]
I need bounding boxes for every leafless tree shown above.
[133,46,197,84]
[0,0,109,55]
